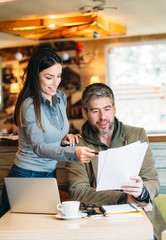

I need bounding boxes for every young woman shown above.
[1,48,95,213]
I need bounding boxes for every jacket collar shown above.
[82,116,124,150]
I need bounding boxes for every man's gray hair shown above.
[82,83,115,111]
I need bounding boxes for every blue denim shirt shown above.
[14,90,78,172]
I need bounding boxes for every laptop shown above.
[4,177,61,214]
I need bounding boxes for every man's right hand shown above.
[75,147,96,163]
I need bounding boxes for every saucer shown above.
[55,212,87,220]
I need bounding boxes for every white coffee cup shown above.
[57,201,80,217]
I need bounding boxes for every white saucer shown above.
[55,212,87,220]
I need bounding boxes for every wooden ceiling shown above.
[0,13,126,40]
[0,0,166,49]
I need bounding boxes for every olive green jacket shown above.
[66,121,166,240]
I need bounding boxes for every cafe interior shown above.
[0,0,166,239]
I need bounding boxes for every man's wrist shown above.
[134,185,149,202]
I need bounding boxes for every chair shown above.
[154,194,166,221]
[0,189,8,218]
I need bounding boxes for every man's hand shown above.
[121,176,143,198]
[75,147,97,163]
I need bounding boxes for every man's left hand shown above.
[121,176,143,198]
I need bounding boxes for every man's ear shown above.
[82,108,88,119]
[114,104,116,115]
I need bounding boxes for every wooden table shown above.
[162,230,166,240]
[0,211,153,240]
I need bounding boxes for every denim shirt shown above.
[14,90,78,172]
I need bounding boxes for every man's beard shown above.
[91,119,114,135]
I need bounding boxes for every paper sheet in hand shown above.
[96,141,148,191]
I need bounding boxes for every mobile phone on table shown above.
[88,211,103,217]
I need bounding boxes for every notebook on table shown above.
[100,204,143,216]
[4,177,61,214]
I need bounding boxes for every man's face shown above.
[83,97,116,135]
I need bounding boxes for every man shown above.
[66,83,166,240]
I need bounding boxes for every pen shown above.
[93,152,99,155]
[99,206,107,216]
[129,203,139,211]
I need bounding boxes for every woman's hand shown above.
[61,134,81,146]
[121,176,143,198]
[75,146,97,163]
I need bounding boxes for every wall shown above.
[1,33,166,133]
[73,33,166,91]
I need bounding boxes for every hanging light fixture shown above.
[14,52,23,61]
[0,13,126,40]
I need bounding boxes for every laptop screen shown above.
[5,177,61,214]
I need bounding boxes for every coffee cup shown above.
[57,201,80,217]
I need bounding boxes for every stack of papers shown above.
[96,141,148,191]
[101,204,143,216]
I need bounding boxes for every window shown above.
[106,42,166,133]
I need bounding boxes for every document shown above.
[96,141,148,191]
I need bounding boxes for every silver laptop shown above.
[4,177,61,214]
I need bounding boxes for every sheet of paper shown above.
[96,141,148,191]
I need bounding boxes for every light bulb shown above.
[14,52,23,61]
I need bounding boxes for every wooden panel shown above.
[0,142,68,191]
[148,135,166,142]
[57,162,67,191]
[0,144,17,189]
[1,135,166,194]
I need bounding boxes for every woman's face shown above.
[39,63,62,102]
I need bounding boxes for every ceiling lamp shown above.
[0,0,15,3]
[90,75,100,84]
[0,13,126,40]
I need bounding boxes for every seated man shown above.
[66,83,166,240]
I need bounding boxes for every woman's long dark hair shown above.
[14,48,63,132]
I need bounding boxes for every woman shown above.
[1,48,95,213]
